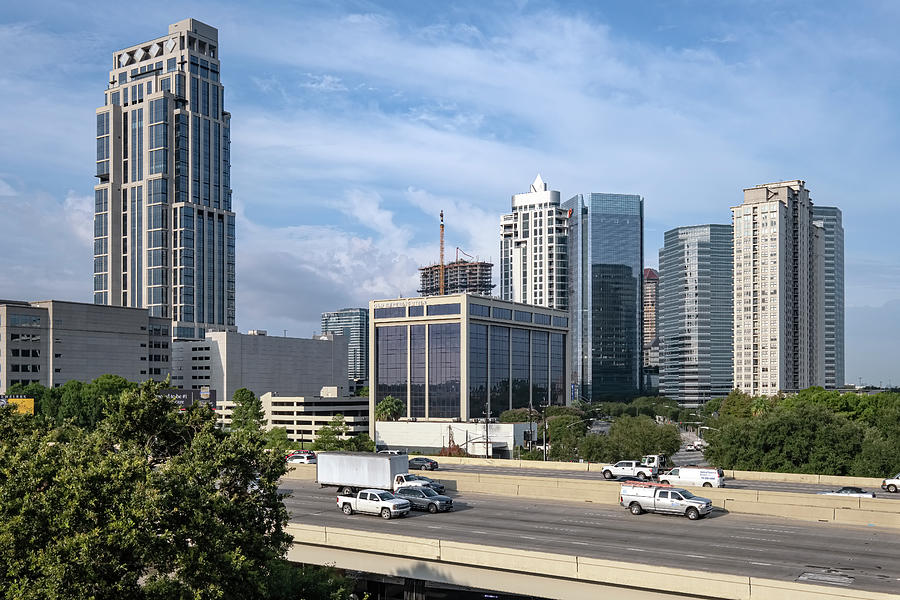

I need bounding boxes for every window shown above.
[167,57,177,72]
[469,303,490,317]
[492,307,512,320]
[408,305,424,317]
[514,310,532,323]
[374,307,405,319]
[427,303,460,316]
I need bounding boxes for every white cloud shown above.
[0,178,16,196]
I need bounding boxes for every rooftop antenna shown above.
[439,210,445,295]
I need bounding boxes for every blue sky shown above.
[1,1,898,385]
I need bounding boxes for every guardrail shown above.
[283,464,900,529]
[285,523,898,600]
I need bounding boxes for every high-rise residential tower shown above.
[499,175,569,310]
[658,225,733,407]
[812,206,845,389]
[732,181,824,395]
[642,268,659,368]
[321,308,369,385]
[94,18,236,340]
[564,193,644,400]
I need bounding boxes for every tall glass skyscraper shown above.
[321,308,369,384]
[658,225,733,407]
[563,193,644,400]
[812,206,845,388]
[94,18,236,340]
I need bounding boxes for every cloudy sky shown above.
[1,1,898,385]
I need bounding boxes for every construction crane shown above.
[456,246,475,262]
[439,210,445,295]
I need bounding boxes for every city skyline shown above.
[1,2,898,384]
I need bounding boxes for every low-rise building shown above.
[0,299,170,393]
[369,293,569,457]
[172,330,349,426]
[261,387,368,446]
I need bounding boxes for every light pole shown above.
[483,407,490,459]
[540,397,550,461]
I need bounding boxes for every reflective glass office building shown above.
[658,225,733,407]
[563,193,644,400]
[368,294,569,434]
[811,206,845,389]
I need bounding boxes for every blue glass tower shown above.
[563,193,644,401]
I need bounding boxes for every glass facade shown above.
[658,225,733,407]
[564,193,644,401]
[321,308,370,381]
[376,326,407,406]
[372,296,567,421]
[428,323,460,418]
[468,324,488,419]
[812,207,844,389]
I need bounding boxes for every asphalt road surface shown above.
[282,480,900,595]
[433,461,898,500]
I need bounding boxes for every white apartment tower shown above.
[732,181,825,395]
[94,18,236,340]
[499,175,569,310]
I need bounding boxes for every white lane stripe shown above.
[685,554,706,559]
[751,562,772,566]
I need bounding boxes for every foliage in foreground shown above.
[0,379,356,600]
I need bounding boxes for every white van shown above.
[658,466,725,488]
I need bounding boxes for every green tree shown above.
[311,414,349,451]
[0,379,293,599]
[374,395,403,421]
[355,385,369,397]
[605,415,681,459]
[231,387,265,431]
[263,426,299,454]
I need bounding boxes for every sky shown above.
[1,1,898,385]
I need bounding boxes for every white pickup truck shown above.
[599,460,657,480]
[882,473,900,494]
[620,483,713,520]
[337,489,411,519]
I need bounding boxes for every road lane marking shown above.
[685,554,706,559]
[751,562,772,566]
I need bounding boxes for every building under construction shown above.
[419,259,494,296]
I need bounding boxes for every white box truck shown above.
[316,451,431,495]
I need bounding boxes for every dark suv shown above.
[409,457,439,471]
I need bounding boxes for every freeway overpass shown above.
[281,479,900,599]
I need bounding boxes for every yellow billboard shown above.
[0,396,35,415]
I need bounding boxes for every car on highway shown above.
[409,457,439,471]
[882,474,900,493]
[336,489,411,519]
[286,453,316,464]
[405,473,445,494]
[620,483,712,520]
[395,486,453,513]
[659,466,725,488]
[599,460,657,481]
[817,487,876,498]
[377,449,405,455]
[614,475,644,483]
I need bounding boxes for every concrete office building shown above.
[172,330,349,426]
[658,225,734,407]
[499,175,569,310]
[732,181,824,395]
[418,260,494,297]
[0,299,170,393]
[812,206,845,389]
[369,294,569,455]
[94,18,236,340]
[321,308,369,386]
[563,193,644,400]
[261,387,369,446]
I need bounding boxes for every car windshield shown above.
[680,490,695,499]
[376,492,394,501]
[420,487,438,497]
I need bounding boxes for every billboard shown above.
[160,388,218,411]
[0,395,36,415]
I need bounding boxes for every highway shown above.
[432,462,899,499]
[281,480,900,595]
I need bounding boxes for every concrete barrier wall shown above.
[285,523,900,600]
[282,459,899,530]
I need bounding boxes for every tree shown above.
[0,379,293,599]
[311,414,349,451]
[374,395,403,421]
[263,427,299,454]
[355,385,369,397]
[231,387,265,431]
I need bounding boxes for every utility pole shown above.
[484,408,490,459]
[540,397,550,461]
[528,399,535,451]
